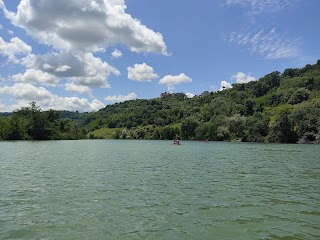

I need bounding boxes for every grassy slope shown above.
[88,127,125,139]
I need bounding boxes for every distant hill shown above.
[83,60,320,143]
[1,60,320,143]
[0,112,12,117]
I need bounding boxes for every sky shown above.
[0,0,319,112]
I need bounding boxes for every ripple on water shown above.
[0,140,319,239]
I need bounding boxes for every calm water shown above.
[0,140,319,240]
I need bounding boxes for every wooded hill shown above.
[1,60,320,143]
[85,60,320,143]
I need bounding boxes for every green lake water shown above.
[0,140,319,239]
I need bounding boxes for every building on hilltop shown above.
[200,91,210,97]
[160,92,170,98]
[160,92,187,99]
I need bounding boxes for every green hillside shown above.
[1,60,320,143]
[84,60,320,143]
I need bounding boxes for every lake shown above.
[0,140,319,239]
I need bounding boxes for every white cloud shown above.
[127,63,159,82]
[89,99,105,112]
[215,72,255,92]
[185,92,195,98]
[57,97,104,112]
[0,23,3,29]
[21,52,118,88]
[109,65,121,76]
[111,49,122,58]
[105,92,138,103]
[43,63,54,70]
[0,37,32,62]
[7,30,14,35]
[55,65,71,72]
[0,0,4,10]
[11,69,58,86]
[229,29,302,59]
[0,102,5,111]
[159,73,192,93]
[72,53,113,87]
[2,0,168,55]
[220,80,232,90]
[0,83,104,112]
[232,72,256,83]
[224,0,299,15]
[0,83,52,101]
[65,83,91,94]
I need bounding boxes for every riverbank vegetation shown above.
[0,102,86,140]
[1,60,320,143]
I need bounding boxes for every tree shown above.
[162,126,179,140]
[24,102,51,140]
[0,117,11,140]
[287,88,310,105]
[227,114,246,140]
[282,68,299,78]
[245,113,269,142]
[291,100,320,143]
[243,99,255,116]
[181,117,199,139]
[8,114,28,140]
[268,112,298,143]
[195,122,218,140]
[208,97,233,116]
[216,126,230,141]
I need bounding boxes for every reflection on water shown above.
[0,140,319,239]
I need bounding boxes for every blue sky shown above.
[0,0,319,112]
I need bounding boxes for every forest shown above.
[1,60,320,143]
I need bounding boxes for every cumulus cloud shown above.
[0,83,52,101]
[105,92,138,103]
[185,92,195,98]
[89,99,105,112]
[65,83,91,94]
[109,65,121,76]
[232,72,256,83]
[229,29,302,59]
[216,72,255,91]
[0,83,104,112]
[2,0,168,54]
[21,52,118,88]
[220,80,233,90]
[72,53,114,87]
[43,63,54,70]
[127,63,159,82]
[159,73,192,92]
[11,69,58,86]
[111,49,122,58]
[0,37,32,62]
[55,65,71,72]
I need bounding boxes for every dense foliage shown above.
[0,102,86,140]
[84,60,320,143]
[1,60,320,143]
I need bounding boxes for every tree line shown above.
[0,102,86,140]
[1,60,320,143]
[86,60,320,143]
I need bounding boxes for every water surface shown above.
[0,140,319,239]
